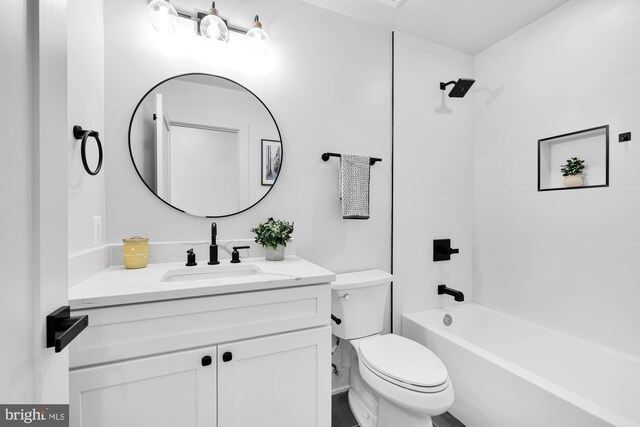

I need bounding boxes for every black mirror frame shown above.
[127,73,283,218]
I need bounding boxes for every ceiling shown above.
[299,0,571,55]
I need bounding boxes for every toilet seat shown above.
[357,355,454,417]
[359,334,449,393]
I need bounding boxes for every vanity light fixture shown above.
[147,1,271,55]
[199,2,229,45]
[147,0,179,34]
[246,15,271,56]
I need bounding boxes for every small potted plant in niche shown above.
[251,217,294,261]
[561,157,586,187]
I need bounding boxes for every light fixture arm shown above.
[172,7,249,35]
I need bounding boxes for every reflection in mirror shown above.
[129,74,282,217]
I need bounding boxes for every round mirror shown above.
[128,73,282,217]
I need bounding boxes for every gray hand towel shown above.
[339,154,371,219]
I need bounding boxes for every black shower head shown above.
[440,78,476,98]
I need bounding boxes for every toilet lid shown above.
[359,334,448,388]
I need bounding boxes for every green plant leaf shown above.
[251,217,294,249]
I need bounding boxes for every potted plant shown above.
[561,157,585,187]
[251,217,294,261]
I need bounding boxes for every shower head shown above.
[440,78,475,98]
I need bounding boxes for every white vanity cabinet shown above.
[69,282,331,427]
[70,346,217,427]
[217,328,328,427]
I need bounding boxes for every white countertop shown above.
[69,256,336,310]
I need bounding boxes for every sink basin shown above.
[161,265,263,283]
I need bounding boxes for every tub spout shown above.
[438,284,464,302]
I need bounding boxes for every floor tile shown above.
[433,411,466,427]
[332,391,465,427]
[332,392,359,427]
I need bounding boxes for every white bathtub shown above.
[403,303,640,427]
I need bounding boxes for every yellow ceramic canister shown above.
[123,236,149,269]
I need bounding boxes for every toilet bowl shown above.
[331,270,454,427]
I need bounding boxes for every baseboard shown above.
[332,385,350,395]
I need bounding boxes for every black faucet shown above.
[438,284,464,302]
[230,246,250,264]
[208,222,220,265]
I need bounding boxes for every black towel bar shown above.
[321,152,382,166]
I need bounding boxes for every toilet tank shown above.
[330,270,393,340]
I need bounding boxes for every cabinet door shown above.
[218,326,331,427]
[70,346,217,427]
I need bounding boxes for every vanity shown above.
[68,256,334,427]
[66,68,329,426]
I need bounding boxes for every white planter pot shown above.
[563,174,584,187]
[264,244,285,261]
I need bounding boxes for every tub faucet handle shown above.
[433,239,460,261]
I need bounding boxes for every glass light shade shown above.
[246,27,271,56]
[200,14,229,45]
[147,0,179,34]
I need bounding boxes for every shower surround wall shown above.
[473,0,640,357]
[393,32,475,332]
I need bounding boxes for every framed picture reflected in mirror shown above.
[261,139,282,186]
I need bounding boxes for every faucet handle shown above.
[230,246,250,264]
[433,239,460,262]
[186,248,197,267]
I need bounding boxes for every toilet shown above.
[331,270,454,427]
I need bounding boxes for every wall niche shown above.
[538,125,609,191]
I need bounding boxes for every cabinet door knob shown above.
[222,351,233,362]
[201,355,212,367]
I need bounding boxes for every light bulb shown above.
[147,0,179,34]
[200,2,229,45]
[246,15,270,56]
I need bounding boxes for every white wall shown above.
[393,32,475,332]
[103,0,392,276]
[474,0,640,357]
[68,0,106,255]
[1,0,37,402]
[103,2,391,394]
[2,0,70,403]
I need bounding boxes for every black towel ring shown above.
[73,125,103,176]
